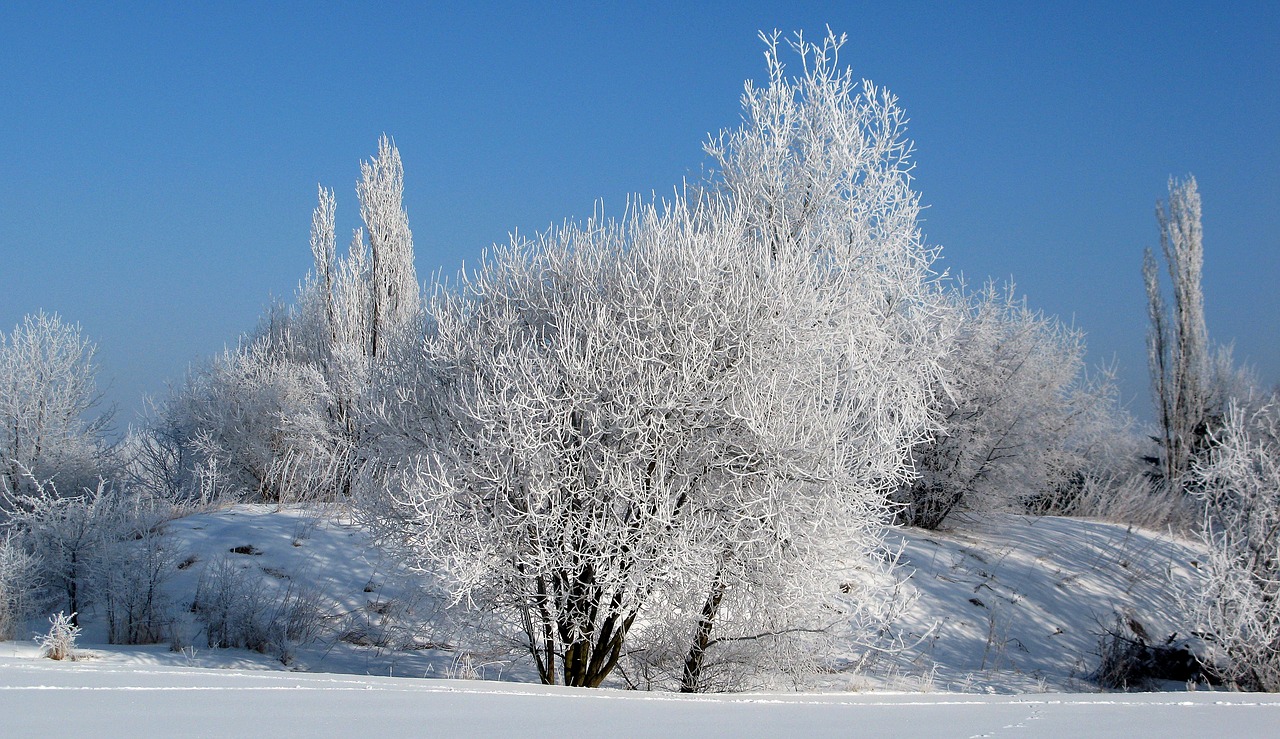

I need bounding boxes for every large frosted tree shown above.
[363,30,942,690]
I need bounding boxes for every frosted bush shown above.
[39,611,80,660]
[1188,400,1280,690]
[192,556,323,661]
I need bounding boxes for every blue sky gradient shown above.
[2,1,1277,428]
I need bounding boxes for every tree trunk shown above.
[681,568,726,693]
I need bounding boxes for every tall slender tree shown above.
[1144,176,1210,491]
[157,138,422,503]
[357,135,419,360]
[308,134,420,363]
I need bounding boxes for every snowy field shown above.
[3,505,1279,735]
[2,655,1279,737]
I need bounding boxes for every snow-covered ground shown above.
[881,514,1203,693]
[4,504,1277,735]
[3,654,1278,737]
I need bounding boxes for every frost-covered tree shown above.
[1190,399,1280,690]
[0,532,39,639]
[363,30,942,691]
[171,335,333,503]
[6,478,119,627]
[673,29,941,690]
[358,136,420,360]
[303,135,420,363]
[1145,176,1211,492]
[896,283,1109,529]
[155,138,421,502]
[279,135,420,500]
[0,313,112,512]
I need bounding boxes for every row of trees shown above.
[2,30,1274,692]
[181,31,1149,689]
[129,136,419,506]
[0,139,422,641]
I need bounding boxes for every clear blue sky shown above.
[2,1,1277,429]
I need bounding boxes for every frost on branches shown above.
[362,31,943,690]
[148,137,421,503]
[0,313,112,514]
[1145,176,1212,493]
[167,337,334,503]
[896,283,1128,530]
[1190,399,1280,691]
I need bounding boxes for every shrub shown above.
[1188,399,1280,690]
[99,516,177,645]
[1092,616,1209,690]
[897,283,1111,529]
[39,611,80,660]
[8,478,120,626]
[191,556,323,662]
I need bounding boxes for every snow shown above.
[877,514,1203,693]
[133,504,463,681]
[3,505,1278,734]
[2,656,1278,737]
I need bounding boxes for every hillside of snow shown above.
[4,505,1206,689]
[883,515,1202,693]
[4,504,1267,735]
